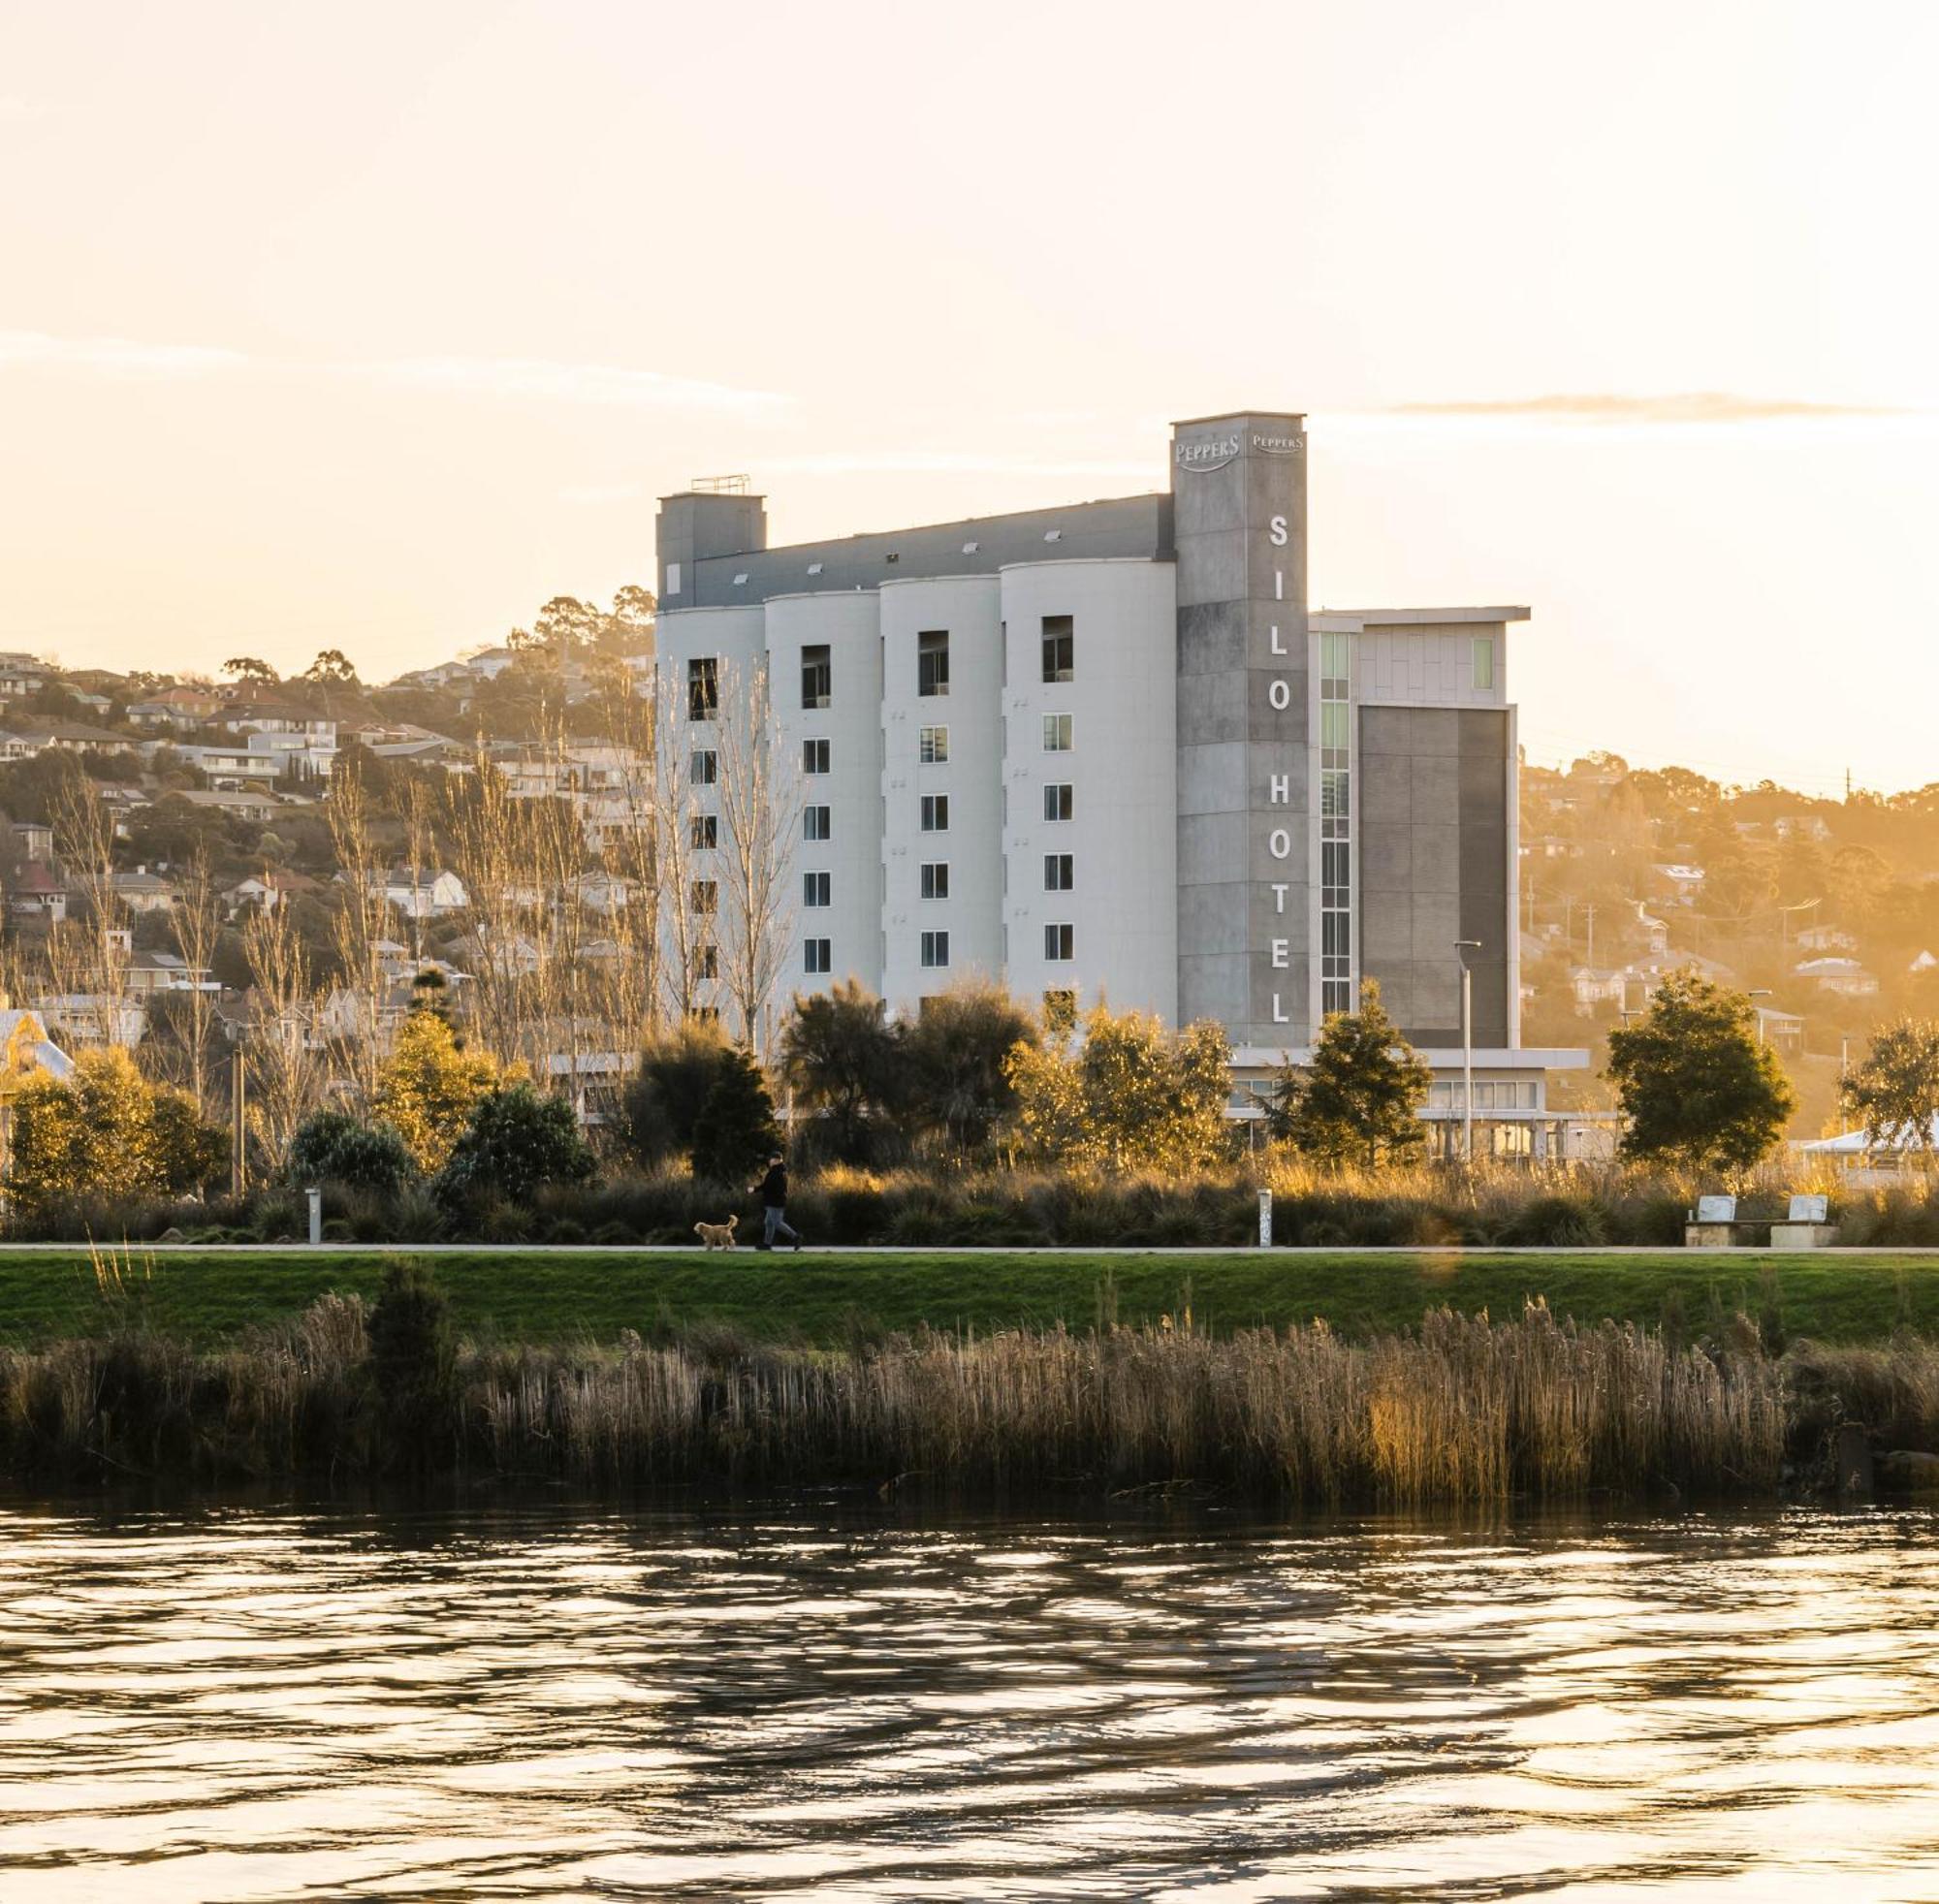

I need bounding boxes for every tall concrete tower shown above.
[1170,411,1311,1049]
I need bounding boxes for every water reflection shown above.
[3,1501,1938,1898]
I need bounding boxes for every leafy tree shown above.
[371,1007,500,1174]
[605,584,657,655]
[1003,1006,1232,1171]
[1840,1020,1939,1157]
[689,1045,781,1185]
[532,594,605,661]
[1605,970,1795,1174]
[623,1018,737,1166]
[302,649,360,685]
[222,657,279,685]
[286,1110,419,1195]
[780,980,899,1161]
[7,1047,227,1212]
[901,980,1039,1152]
[437,1083,595,1205]
[1267,980,1431,1167]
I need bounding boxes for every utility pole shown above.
[230,1041,247,1199]
[1585,903,1596,968]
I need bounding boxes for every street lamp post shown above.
[1455,939,1482,1165]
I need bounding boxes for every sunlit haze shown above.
[3,0,1934,791]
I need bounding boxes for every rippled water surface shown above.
[5,1500,1939,1900]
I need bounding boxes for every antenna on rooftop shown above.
[690,474,749,495]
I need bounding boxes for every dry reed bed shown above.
[0,1296,1874,1504]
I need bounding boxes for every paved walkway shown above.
[2,1242,1930,1257]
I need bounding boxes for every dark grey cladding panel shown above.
[1176,600,1246,675]
[679,493,1174,608]
[1357,704,1510,1048]
[1458,709,1511,1042]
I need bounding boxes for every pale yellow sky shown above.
[2,0,1934,791]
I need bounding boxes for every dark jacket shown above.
[757,1163,788,1209]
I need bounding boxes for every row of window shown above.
[1426,1080,1538,1111]
[794,936,1083,982]
[690,784,1076,852]
[799,716,1071,778]
[906,926,1073,971]
[790,618,1078,712]
[695,725,1074,789]
[806,853,1073,910]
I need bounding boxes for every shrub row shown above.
[9,1159,1928,1250]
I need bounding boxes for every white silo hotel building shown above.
[654,412,1584,1154]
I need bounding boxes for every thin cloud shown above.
[0,330,245,378]
[1392,392,1902,425]
[359,355,784,413]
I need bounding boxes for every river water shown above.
[4,1499,1939,1900]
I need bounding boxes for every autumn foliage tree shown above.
[1003,1005,1232,1171]
[7,1048,227,1214]
[371,1006,501,1174]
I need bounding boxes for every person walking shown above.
[752,1151,801,1252]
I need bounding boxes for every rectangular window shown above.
[1043,782,1073,823]
[1321,769,1350,817]
[1472,635,1496,690]
[804,937,832,975]
[698,942,717,980]
[1044,922,1074,962]
[803,738,830,775]
[1040,615,1073,683]
[1043,852,1073,892]
[1321,911,1351,957]
[689,814,716,849]
[691,880,717,916]
[801,644,832,710]
[920,793,949,833]
[918,724,949,764]
[665,561,682,597]
[686,656,718,721]
[1319,702,1350,749]
[689,748,716,786]
[1319,631,1351,683]
[804,805,831,842]
[1042,713,1072,752]
[918,629,950,698]
[804,871,831,908]
[920,929,950,969]
[920,861,949,901]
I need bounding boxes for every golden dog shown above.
[693,1215,739,1252]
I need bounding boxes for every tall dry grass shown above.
[0,1296,1850,1502]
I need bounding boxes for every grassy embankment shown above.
[9,1246,1939,1347]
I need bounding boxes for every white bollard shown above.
[306,1186,323,1247]
[1257,1188,1273,1249]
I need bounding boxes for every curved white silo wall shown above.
[763,590,884,1002]
[999,559,1178,1024]
[878,574,1002,1014]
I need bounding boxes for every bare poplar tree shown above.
[165,849,221,1114]
[240,893,330,1166]
[441,748,537,1073]
[324,764,392,1104]
[712,659,799,1055]
[48,768,128,1047]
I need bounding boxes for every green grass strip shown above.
[11,1247,1939,1348]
